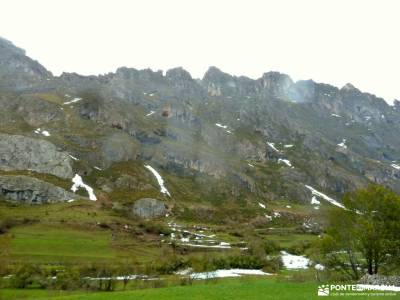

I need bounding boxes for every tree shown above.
[319,185,400,279]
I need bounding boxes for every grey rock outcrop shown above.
[0,37,52,91]
[132,198,167,219]
[0,134,73,179]
[0,175,75,204]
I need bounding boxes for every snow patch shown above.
[68,154,79,161]
[215,123,228,129]
[146,111,155,117]
[331,113,342,118]
[284,144,294,148]
[34,128,50,137]
[71,174,97,201]
[63,97,82,105]
[311,196,321,206]
[267,142,280,153]
[305,185,345,209]
[144,165,171,196]
[258,202,266,209]
[273,212,281,218]
[337,138,347,149]
[281,251,310,269]
[94,166,102,171]
[278,158,293,168]
[191,269,272,279]
[391,164,400,170]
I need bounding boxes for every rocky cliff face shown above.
[0,175,75,204]
[0,37,52,91]
[0,134,73,179]
[0,37,399,212]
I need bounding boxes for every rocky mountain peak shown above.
[0,37,26,56]
[0,36,52,90]
[166,67,192,81]
[259,71,293,89]
[341,82,359,92]
[202,66,233,83]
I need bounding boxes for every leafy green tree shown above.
[319,185,400,279]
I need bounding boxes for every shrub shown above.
[211,255,265,270]
[264,240,281,255]
[10,264,46,289]
[0,218,19,234]
[139,221,171,235]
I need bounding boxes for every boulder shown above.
[0,134,73,179]
[0,175,75,204]
[132,198,166,219]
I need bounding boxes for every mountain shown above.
[1,37,400,225]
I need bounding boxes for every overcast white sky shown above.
[1,0,399,103]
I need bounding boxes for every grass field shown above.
[1,277,398,300]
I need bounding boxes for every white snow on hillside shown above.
[284,144,294,148]
[267,142,280,152]
[331,113,342,118]
[191,269,272,279]
[305,185,345,209]
[68,154,79,161]
[144,165,171,196]
[311,196,321,209]
[71,174,97,201]
[94,166,102,171]
[278,158,293,168]
[391,163,400,170]
[281,251,310,269]
[337,138,347,149]
[146,111,155,117]
[215,123,228,129]
[258,202,266,209]
[273,212,281,218]
[34,128,50,136]
[63,97,82,105]
[248,163,254,168]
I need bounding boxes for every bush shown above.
[211,255,265,270]
[139,221,171,235]
[262,256,282,273]
[264,240,281,255]
[153,255,188,275]
[47,268,84,290]
[0,218,19,234]
[288,241,311,255]
[10,264,46,289]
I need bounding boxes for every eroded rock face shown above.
[132,198,166,219]
[0,134,73,179]
[0,175,75,204]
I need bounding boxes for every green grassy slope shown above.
[1,278,397,300]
